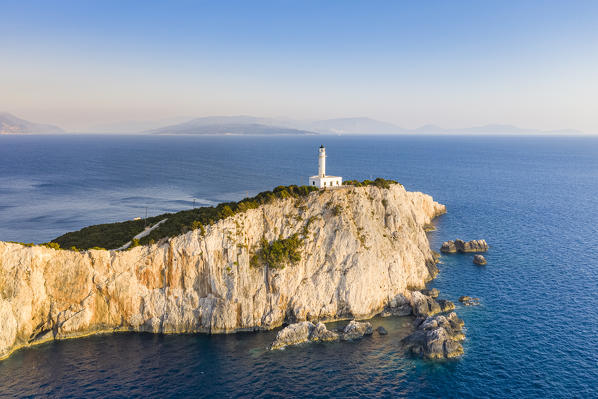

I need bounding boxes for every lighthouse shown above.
[309,145,342,188]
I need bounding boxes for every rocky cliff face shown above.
[0,184,445,359]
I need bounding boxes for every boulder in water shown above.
[342,320,373,340]
[270,321,315,350]
[473,254,487,265]
[376,326,388,335]
[402,312,465,359]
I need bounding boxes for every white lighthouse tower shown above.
[309,145,342,188]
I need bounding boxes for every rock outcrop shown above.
[440,239,488,253]
[0,184,446,359]
[270,319,374,349]
[473,255,487,265]
[402,312,465,359]
[459,296,480,306]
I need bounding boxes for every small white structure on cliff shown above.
[309,145,342,188]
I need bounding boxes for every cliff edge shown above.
[0,184,445,359]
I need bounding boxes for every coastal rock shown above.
[473,255,487,265]
[421,288,439,298]
[379,294,412,317]
[410,291,441,317]
[459,296,480,306]
[437,299,456,312]
[376,326,388,335]
[440,241,457,253]
[402,312,465,359]
[270,321,315,350]
[341,320,373,340]
[0,184,446,359]
[310,322,339,343]
[441,239,488,253]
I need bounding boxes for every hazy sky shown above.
[1,0,597,132]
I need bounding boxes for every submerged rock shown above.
[441,239,488,253]
[473,255,487,265]
[402,312,465,359]
[376,326,388,335]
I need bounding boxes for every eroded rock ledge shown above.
[0,184,446,360]
[440,239,488,253]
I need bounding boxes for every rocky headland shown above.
[0,183,449,360]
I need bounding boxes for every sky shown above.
[1,0,597,133]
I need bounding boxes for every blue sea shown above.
[0,134,597,398]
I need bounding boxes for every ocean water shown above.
[0,134,597,398]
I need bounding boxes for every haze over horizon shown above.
[2,1,597,134]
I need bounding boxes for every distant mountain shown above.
[306,117,404,134]
[145,115,583,136]
[147,117,317,135]
[147,115,401,135]
[0,112,64,134]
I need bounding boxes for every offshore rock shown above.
[402,312,465,359]
[459,296,480,306]
[441,239,488,253]
[0,184,446,359]
[341,320,373,340]
[376,326,388,335]
[473,255,487,265]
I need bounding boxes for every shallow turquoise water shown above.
[0,135,597,398]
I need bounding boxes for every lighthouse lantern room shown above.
[309,145,342,188]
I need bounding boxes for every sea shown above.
[0,134,597,398]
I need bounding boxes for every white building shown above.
[309,145,342,188]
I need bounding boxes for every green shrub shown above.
[42,242,60,250]
[250,234,302,269]
[344,178,399,188]
[191,220,206,236]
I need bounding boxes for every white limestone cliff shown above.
[0,184,445,359]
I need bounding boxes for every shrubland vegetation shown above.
[51,185,318,250]
[36,179,400,251]
[343,177,399,189]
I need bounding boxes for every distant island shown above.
[146,116,584,136]
[0,111,584,135]
[0,112,64,134]
[147,117,317,135]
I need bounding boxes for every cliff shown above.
[0,184,445,359]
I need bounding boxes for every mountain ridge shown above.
[0,112,64,134]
